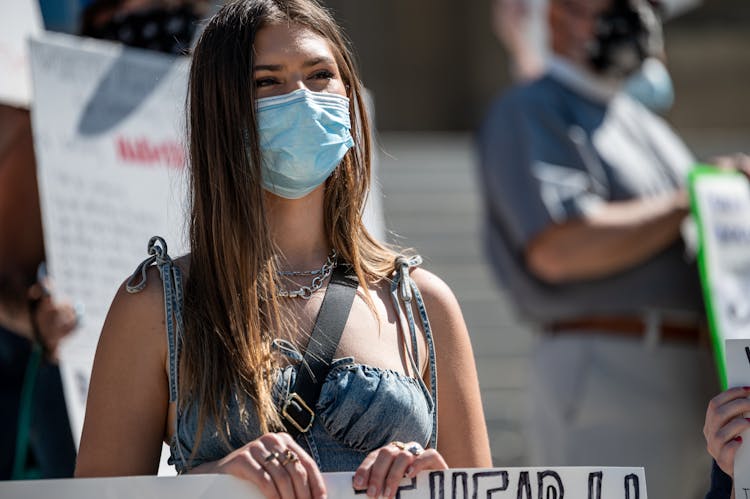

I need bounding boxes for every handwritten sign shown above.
[0,0,43,107]
[725,339,750,493]
[0,467,647,498]
[28,32,190,474]
[689,166,750,387]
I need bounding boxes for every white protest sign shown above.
[29,32,190,474]
[725,339,750,494]
[0,0,43,107]
[689,167,750,387]
[0,467,647,498]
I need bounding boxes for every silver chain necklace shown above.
[277,250,337,299]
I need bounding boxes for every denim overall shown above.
[127,237,438,473]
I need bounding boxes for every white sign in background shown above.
[0,0,43,107]
[29,32,190,474]
[0,467,647,499]
[692,173,750,374]
[725,339,750,494]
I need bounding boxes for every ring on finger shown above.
[279,449,299,466]
[264,451,281,463]
[390,441,407,451]
[406,443,424,456]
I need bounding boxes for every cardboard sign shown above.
[0,0,43,107]
[0,467,647,498]
[689,166,750,387]
[29,32,190,474]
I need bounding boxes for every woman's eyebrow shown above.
[253,63,284,72]
[253,57,334,72]
[302,56,335,67]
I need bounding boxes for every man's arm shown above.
[525,189,689,283]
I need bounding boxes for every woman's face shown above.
[252,22,347,100]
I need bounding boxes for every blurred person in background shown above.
[0,105,78,479]
[492,0,707,113]
[477,0,717,497]
[79,0,214,54]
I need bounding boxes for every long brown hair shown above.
[183,0,397,449]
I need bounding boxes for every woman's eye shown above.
[311,70,334,80]
[255,77,277,88]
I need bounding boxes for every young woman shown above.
[74,1,492,497]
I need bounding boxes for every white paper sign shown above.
[29,32,190,474]
[0,0,43,107]
[725,339,750,493]
[690,170,750,385]
[0,467,647,498]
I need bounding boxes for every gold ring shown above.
[279,449,299,466]
[264,451,280,463]
[390,441,407,450]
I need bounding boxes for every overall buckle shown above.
[282,392,315,433]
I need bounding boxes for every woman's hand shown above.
[704,386,750,477]
[193,432,326,499]
[352,441,447,498]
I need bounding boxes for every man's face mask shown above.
[85,5,199,56]
[588,0,663,79]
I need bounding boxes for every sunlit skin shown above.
[75,21,491,499]
[253,23,346,99]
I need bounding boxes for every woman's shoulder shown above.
[374,254,458,311]
[121,253,191,300]
[105,270,165,341]
[409,268,458,308]
[101,252,192,344]
[407,267,465,331]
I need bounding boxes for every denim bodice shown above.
[127,237,438,473]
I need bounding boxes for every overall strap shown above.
[126,236,188,468]
[126,236,184,403]
[282,263,358,439]
[390,255,438,450]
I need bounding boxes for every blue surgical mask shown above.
[624,57,675,113]
[255,88,354,199]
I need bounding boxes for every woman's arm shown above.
[352,268,492,499]
[411,268,492,468]
[76,268,327,497]
[75,268,169,476]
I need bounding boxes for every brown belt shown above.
[547,316,707,344]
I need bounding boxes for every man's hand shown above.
[710,153,750,175]
[28,280,77,362]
